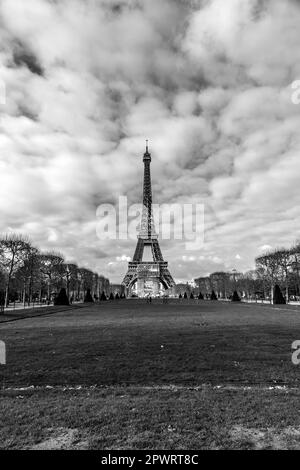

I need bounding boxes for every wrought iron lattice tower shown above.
[122,142,175,296]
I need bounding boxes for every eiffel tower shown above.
[122,141,175,297]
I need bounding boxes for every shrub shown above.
[210,290,217,300]
[100,291,107,301]
[84,288,94,303]
[198,292,204,300]
[273,284,286,304]
[232,290,241,302]
[54,288,69,306]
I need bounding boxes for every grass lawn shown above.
[1,299,300,449]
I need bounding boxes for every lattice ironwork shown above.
[122,142,175,293]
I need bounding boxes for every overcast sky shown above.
[0,0,300,283]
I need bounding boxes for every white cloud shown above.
[116,255,131,262]
[0,0,300,282]
[260,245,272,252]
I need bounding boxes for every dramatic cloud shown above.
[0,0,300,282]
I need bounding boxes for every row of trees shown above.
[0,233,110,308]
[195,271,258,301]
[255,243,300,303]
[194,242,300,303]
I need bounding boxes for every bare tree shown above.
[290,243,300,297]
[194,276,211,297]
[237,271,256,300]
[39,251,64,301]
[98,275,110,298]
[210,272,231,298]
[93,272,99,300]
[275,248,292,303]
[61,263,79,299]
[0,233,32,307]
[15,247,41,306]
[256,251,281,304]
[78,268,94,298]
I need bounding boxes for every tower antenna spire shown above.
[146,139,149,153]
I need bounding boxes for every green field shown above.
[1,299,300,449]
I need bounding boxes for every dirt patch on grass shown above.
[30,427,89,450]
[230,425,300,449]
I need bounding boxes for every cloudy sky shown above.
[0,0,300,283]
